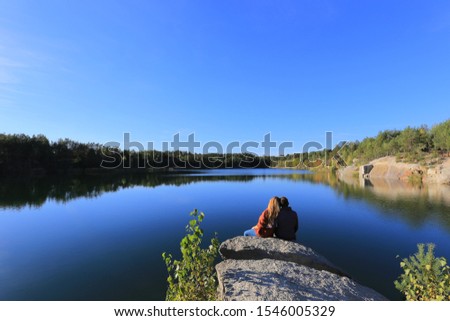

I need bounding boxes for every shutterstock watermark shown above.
[100,132,347,169]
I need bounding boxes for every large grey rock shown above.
[219,236,348,276]
[216,259,387,301]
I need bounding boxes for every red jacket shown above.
[255,209,275,238]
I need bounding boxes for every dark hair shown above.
[280,196,289,207]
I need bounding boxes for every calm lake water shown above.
[1,169,449,300]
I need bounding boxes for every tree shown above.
[431,120,450,155]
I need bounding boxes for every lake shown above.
[1,169,449,300]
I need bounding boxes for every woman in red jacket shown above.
[244,197,280,237]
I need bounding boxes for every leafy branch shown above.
[162,209,219,301]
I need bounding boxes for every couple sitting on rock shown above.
[244,196,298,241]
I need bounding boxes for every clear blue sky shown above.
[1,0,449,154]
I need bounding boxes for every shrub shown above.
[407,173,423,187]
[162,209,220,301]
[394,243,450,301]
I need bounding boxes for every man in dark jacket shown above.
[275,196,298,241]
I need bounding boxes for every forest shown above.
[273,119,450,169]
[0,119,449,176]
[0,134,270,176]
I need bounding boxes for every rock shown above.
[339,156,450,185]
[216,259,387,301]
[219,236,348,276]
[216,237,387,301]
[366,156,424,181]
[425,158,450,185]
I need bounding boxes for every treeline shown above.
[2,119,448,175]
[340,119,450,165]
[0,134,271,176]
[272,147,346,169]
[0,134,105,176]
[106,150,270,170]
[218,118,450,168]
[274,119,450,168]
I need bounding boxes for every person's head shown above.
[280,196,289,208]
[267,196,281,224]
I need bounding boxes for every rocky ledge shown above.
[338,156,450,185]
[216,236,387,301]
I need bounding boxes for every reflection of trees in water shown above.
[335,181,450,231]
[281,171,450,231]
[0,171,260,209]
[1,170,449,232]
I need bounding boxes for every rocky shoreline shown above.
[215,237,387,301]
[338,156,450,185]
[336,156,450,205]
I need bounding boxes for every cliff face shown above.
[338,156,450,185]
[216,237,387,301]
[366,157,424,181]
[425,158,450,185]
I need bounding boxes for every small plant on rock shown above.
[395,243,450,301]
[162,209,219,301]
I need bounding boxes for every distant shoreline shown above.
[338,156,450,186]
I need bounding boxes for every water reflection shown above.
[336,174,450,230]
[0,169,310,209]
[1,169,449,301]
[0,171,257,209]
[1,169,449,232]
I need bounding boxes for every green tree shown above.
[395,243,450,301]
[431,119,450,155]
[397,127,418,154]
[162,210,220,301]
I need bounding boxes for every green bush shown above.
[162,209,220,301]
[395,243,450,301]
[407,173,423,187]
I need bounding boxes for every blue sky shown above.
[1,0,449,154]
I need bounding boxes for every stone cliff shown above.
[216,237,387,301]
[339,156,450,185]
